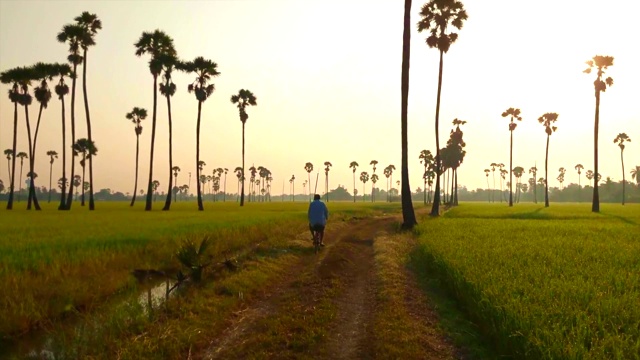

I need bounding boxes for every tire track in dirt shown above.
[318,217,397,359]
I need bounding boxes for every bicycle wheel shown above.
[314,232,320,254]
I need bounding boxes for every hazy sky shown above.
[1,0,638,197]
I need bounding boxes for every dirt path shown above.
[198,215,459,359]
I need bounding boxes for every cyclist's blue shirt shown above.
[308,200,328,226]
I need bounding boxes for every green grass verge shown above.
[413,203,640,359]
[0,201,398,339]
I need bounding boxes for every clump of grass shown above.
[414,203,640,359]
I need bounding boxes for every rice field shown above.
[0,201,397,339]
[413,203,640,359]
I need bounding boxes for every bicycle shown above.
[310,225,324,254]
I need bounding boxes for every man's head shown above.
[314,194,321,201]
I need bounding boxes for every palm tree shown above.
[4,149,13,182]
[57,23,84,210]
[419,150,434,204]
[529,166,538,204]
[498,163,506,202]
[72,175,81,200]
[484,169,490,202]
[230,89,257,206]
[9,67,39,209]
[489,162,498,202]
[586,170,594,187]
[584,55,614,213]
[152,180,160,202]
[29,63,60,210]
[360,171,369,202]
[613,133,631,205]
[418,0,468,217]
[371,173,379,202]
[304,162,314,201]
[75,12,102,210]
[513,166,524,203]
[386,165,396,202]
[1,68,26,209]
[557,168,565,190]
[370,160,379,202]
[73,138,97,206]
[349,161,359,202]
[16,152,28,202]
[538,113,559,207]
[323,161,332,201]
[46,150,58,203]
[234,166,243,201]
[52,63,72,210]
[630,166,640,186]
[126,107,147,206]
[159,53,179,211]
[223,168,228,201]
[289,175,296,201]
[135,30,177,211]
[574,164,584,201]
[198,160,207,202]
[383,166,392,202]
[502,108,522,207]
[181,57,220,211]
[171,166,181,202]
[58,177,68,195]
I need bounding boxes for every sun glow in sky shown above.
[0,0,638,197]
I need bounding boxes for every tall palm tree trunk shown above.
[7,101,18,209]
[130,134,140,206]
[423,175,427,205]
[163,94,174,210]
[240,122,245,206]
[173,174,178,202]
[307,173,311,202]
[48,161,53,203]
[25,105,41,210]
[486,176,490,202]
[82,50,95,210]
[544,135,550,207]
[621,149,625,205]
[509,129,513,206]
[196,101,203,211]
[58,93,67,209]
[145,75,158,211]
[81,163,86,205]
[30,103,45,210]
[326,174,329,202]
[592,92,600,212]
[430,50,444,216]
[400,0,417,227]
[65,63,78,210]
[491,171,496,203]
[353,173,356,202]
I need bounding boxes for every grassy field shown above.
[413,203,640,359]
[0,201,397,339]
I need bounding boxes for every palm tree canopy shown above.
[613,133,631,150]
[349,161,359,172]
[584,55,614,92]
[4,149,14,158]
[575,164,584,172]
[56,24,85,65]
[180,57,220,102]
[17,152,28,159]
[371,173,379,183]
[416,0,468,54]
[47,150,58,163]
[73,138,98,157]
[230,89,257,123]
[513,166,524,177]
[360,171,369,183]
[74,12,102,49]
[538,113,559,135]
[134,30,177,76]
[502,108,522,131]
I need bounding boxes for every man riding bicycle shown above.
[308,194,328,246]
